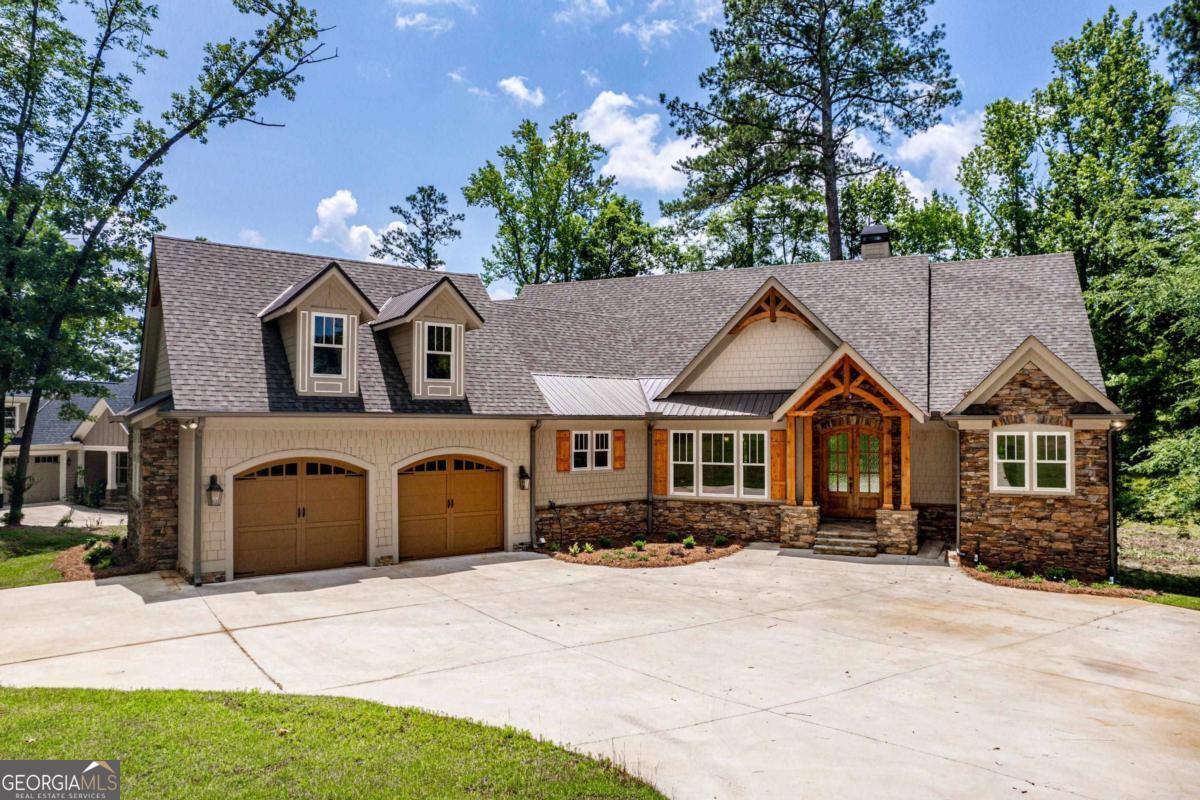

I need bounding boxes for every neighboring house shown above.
[122,231,1128,584]
[1,377,137,506]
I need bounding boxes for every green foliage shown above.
[568,542,581,557]
[1128,429,1200,523]
[578,195,680,280]
[597,535,613,549]
[682,535,696,550]
[583,542,595,554]
[713,534,729,547]
[632,539,646,552]
[371,185,463,269]
[1152,0,1200,86]
[664,532,680,543]
[0,527,99,589]
[840,170,984,260]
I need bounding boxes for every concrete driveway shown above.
[0,546,1196,799]
[11,502,126,528]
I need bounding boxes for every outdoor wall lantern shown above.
[205,475,224,507]
[518,465,531,491]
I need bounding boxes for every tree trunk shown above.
[822,151,844,261]
[4,384,42,524]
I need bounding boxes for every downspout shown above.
[646,416,656,538]
[529,420,541,549]
[954,425,961,554]
[1108,426,1118,581]
[192,418,205,587]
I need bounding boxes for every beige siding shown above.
[81,409,128,447]
[682,319,834,392]
[177,428,195,574]
[535,421,648,507]
[388,324,413,388]
[197,418,532,578]
[279,312,297,381]
[911,419,957,505]
[150,314,172,395]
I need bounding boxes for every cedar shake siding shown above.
[958,364,1111,580]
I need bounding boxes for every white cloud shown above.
[237,228,266,247]
[447,67,467,83]
[487,283,517,301]
[894,111,983,196]
[617,1,721,51]
[617,18,678,50]
[498,76,545,107]
[309,190,402,262]
[394,12,455,34]
[578,91,696,193]
[580,67,602,87]
[553,0,614,24]
[898,170,933,203]
[467,86,495,99]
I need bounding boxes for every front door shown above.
[820,426,882,519]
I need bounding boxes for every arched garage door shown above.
[397,456,503,560]
[234,458,367,578]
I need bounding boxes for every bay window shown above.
[991,427,1073,494]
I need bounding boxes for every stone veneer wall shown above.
[652,499,782,542]
[536,500,647,543]
[127,420,179,570]
[875,509,918,555]
[958,363,1111,581]
[915,503,956,541]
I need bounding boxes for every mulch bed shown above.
[53,538,143,582]
[552,541,742,569]
[959,562,1155,599]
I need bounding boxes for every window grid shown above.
[592,431,611,470]
[425,323,454,382]
[311,313,346,377]
[991,429,1073,494]
[670,431,695,494]
[1035,432,1069,490]
[741,432,767,498]
[572,431,591,470]
[700,432,736,497]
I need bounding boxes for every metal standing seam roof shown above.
[147,237,1112,418]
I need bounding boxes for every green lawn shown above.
[0,527,99,589]
[0,688,663,799]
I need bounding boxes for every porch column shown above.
[786,414,796,505]
[802,413,814,506]
[881,416,893,510]
[106,450,116,490]
[900,414,911,510]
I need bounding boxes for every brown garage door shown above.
[397,456,502,560]
[234,458,366,578]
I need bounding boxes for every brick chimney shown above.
[861,223,892,259]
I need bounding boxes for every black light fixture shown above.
[518,465,531,491]
[205,475,224,507]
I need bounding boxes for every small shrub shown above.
[1045,567,1074,582]
[583,542,595,554]
[665,532,680,543]
[84,542,114,569]
[975,564,990,573]
[1067,578,1083,588]
[1029,575,1044,583]
[637,554,649,562]
[682,535,696,549]
[597,536,613,549]
[633,539,646,551]
[57,513,74,527]
[568,542,581,557]
[1000,569,1022,580]
[713,534,729,547]
[547,542,561,552]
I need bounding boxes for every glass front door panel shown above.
[826,432,849,493]
[858,433,881,494]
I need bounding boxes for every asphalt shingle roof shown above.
[149,237,1110,418]
[18,375,137,446]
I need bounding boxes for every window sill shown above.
[659,494,783,505]
[988,488,1075,498]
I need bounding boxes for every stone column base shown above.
[876,508,919,555]
[780,505,820,548]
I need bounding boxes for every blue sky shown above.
[142,0,1168,298]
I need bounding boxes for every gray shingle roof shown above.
[18,375,136,446]
[929,253,1105,413]
[149,237,1110,418]
[258,261,379,319]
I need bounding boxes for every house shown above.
[1,377,137,506]
[121,231,1128,584]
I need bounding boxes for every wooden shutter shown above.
[613,429,626,470]
[770,429,787,500]
[652,429,668,496]
[556,430,571,472]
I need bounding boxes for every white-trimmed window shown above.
[701,432,736,496]
[741,432,767,498]
[115,451,130,488]
[2,404,18,433]
[311,313,346,377]
[425,323,454,382]
[572,431,591,470]
[592,431,611,470]
[991,427,1073,494]
[671,431,695,494]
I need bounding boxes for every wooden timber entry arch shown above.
[233,457,367,578]
[396,455,504,560]
[785,354,912,512]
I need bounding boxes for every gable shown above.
[680,317,834,392]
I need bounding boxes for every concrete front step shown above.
[813,538,878,557]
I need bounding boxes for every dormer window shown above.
[312,313,347,377]
[425,323,454,382]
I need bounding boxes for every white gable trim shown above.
[949,336,1121,415]
[771,342,928,423]
[70,398,113,441]
[258,264,378,323]
[370,278,485,332]
[656,277,840,400]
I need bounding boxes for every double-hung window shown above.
[740,432,767,497]
[570,430,611,471]
[592,431,611,470]
[311,313,346,377]
[425,323,453,382]
[671,431,695,494]
[572,432,591,470]
[701,432,736,496]
[2,405,16,433]
[991,428,1072,494]
[115,451,130,488]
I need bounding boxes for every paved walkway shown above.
[9,502,126,528]
[0,546,1196,799]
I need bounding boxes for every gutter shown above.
[192,418,205,587]
[1108,426,1119,580]
[955,426,961,554]
[529,420,541,549]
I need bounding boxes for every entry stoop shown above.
[813,520,877,557]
